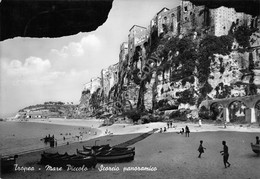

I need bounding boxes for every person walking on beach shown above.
[185,126,190,137]
[198,140,206,158]
[256,136,260,145]
[220,141,231,168]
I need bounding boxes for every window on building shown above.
[184,6,188,12]
[171,13,175,17]
[236,19,239,25]
[163,16,167,24]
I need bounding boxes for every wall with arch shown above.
[201,95,260,123]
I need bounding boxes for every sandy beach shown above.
[1,119,260,179]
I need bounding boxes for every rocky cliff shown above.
[77,1,260,121]
[79,24,260,120]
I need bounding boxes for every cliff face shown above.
[78,2,260,119]
[78,30,259,119]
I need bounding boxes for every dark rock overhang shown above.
[0,0,113,41]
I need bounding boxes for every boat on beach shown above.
[79,145,135,163]
[1,155,18,173]
[83,144,135,152]
[83,144,110,152]
[251,143,260,154]
[39,152,97,169]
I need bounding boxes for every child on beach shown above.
[177,128,184,135]
[198,140,206,158]
[220,141,231,168]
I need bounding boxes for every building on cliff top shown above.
[101,63,119,98]
[83,77,101,94]
[128,25,148,69]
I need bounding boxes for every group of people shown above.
[167,121,173,128]
[159,127,167,133]
[197,140,231,168]
[177,125,190,137]
[197,136,259,168]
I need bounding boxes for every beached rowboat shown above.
[83,144,110,152]
[77,149,135,163]
[1,155,18,173]
[40,152,97,168]
[83,145,135,152]
[251,143,260,154]
[79,145,135,163]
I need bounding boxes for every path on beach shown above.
[114,129,158,147]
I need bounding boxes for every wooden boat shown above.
[251,143,260,154]
[83,145,135,152]
[83,144,110,152]
[40,152,97,169]
[1,155,18,173]
[79,146,135,163]
[96,151,134,163]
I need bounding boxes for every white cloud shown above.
[2,57,58,85]
[81,34,101,49]
[6,57,51,76]
[50,49,68,58]
[51,34,101,58]
[1,56,91,87]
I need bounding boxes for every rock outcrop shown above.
[17,102,79,119]
[0,0,113,41]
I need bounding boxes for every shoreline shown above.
[2,118,259,157]
[1,118,105,157]
[2,129,260,179]
[7,117,260,135]
[2,118,260,179]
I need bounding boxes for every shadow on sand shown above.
[241,153,260,159]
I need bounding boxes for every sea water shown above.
[0,121,97,156]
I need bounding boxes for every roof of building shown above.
[129,25,147,32]
[156,7,170,15]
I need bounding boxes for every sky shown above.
[0,0,181,118]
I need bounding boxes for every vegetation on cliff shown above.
[78,21,259,122]
[122,21,258,123]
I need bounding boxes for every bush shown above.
[198,106,211,120]
[123,109,141,122]
[141,115,150,124]
[169,110,181,118]
[169,110,187,121]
